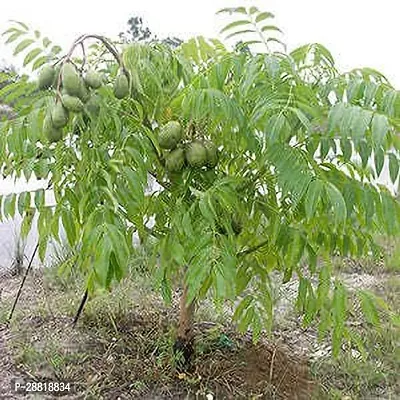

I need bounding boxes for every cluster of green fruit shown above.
[159,121,219,173]
[37,63,130,143]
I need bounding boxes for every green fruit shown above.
[86,95,100,116]
[43,115,63,143]
[84,70,102,89]
[166,148,185,172]
[159,121,182,149]
[78,83,91,103]
[51,102,69,128]
[203,141,218,168]
[61,94,84,113]
[62,63,82,96]
[113,72,129,99]
[186,141,207,168]
[38,65,56,90]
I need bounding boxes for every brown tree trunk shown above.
[173,284,196,370]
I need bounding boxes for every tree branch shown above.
[237,239,269,258]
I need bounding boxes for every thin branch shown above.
[8,243,39,322]
[237,239,269,258]
[55,33,128,101]
[72,289,88,327]
[80,42,87,72]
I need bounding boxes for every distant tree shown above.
[119,16,153,42]
[119,15,183,48]
[0,63,18,119]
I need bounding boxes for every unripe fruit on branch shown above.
[186,141,207,168]
[166,148,185,172]
[38,65,56,90]
[62,63,82,96]
[78,83,91,103]
[203,141,218,168]
[84,70,103,89]
[51,102,69,128]
[61,94,84,113]
[159,121,182,150]
[86,95,101,117]
[113,72,129,99]
[43,115,63,143]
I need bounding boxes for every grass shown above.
[310,261,400,399]
[1,268,313,399]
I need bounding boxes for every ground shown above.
[0,242,398,399]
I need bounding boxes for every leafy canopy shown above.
[1,5,399,355]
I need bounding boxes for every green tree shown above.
[1,5,399,368]
[119,15,183,48]
[0,63,18,119]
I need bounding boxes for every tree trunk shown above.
[173,284,195,370]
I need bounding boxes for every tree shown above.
[1,5,399,368]
[119,15,183,48]
[0,63,18,119]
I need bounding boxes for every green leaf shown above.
[5,30,26,44]
[374,147,385,177]
[42,37,51,47]
[217,7,247,15]
[23,48,42,67]
[320,137,330,160]
[94,236,112,286]
[255,12,275,23]
[32,56,48,71]
[62,208,76,246]
[13,39,35,55]
[290,107,311,131]
[249,6,260,14]
[17,192,30,216]
[225,29,256,40]
[3,193,16,219]
[341,138,352,161]
[318,306,332,341]
[358,290,380,326]
[221,20,252,34]
[9,20,29,31]
[34,189,45,210]
[233,295,253,322]
[51,45,62,55]
[328,102,346,133]
[325,183,347,226]
[305,179,323,219]
[388,153,399,183]
[106,223,130,272]
[332,282,347,357]
[296,276,308,312]
[359,140,371,168]
[2,27,24,36]
[371,114,389,144]
[316,263,331,311]
[21,210,34,239]
[261,25,283,33]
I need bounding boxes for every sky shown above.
[1,0,399,87]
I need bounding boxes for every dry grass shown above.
[0,269,314,399]
[0,236,398,399]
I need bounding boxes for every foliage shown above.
[0,4,399,357]
[119,15,183,49]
